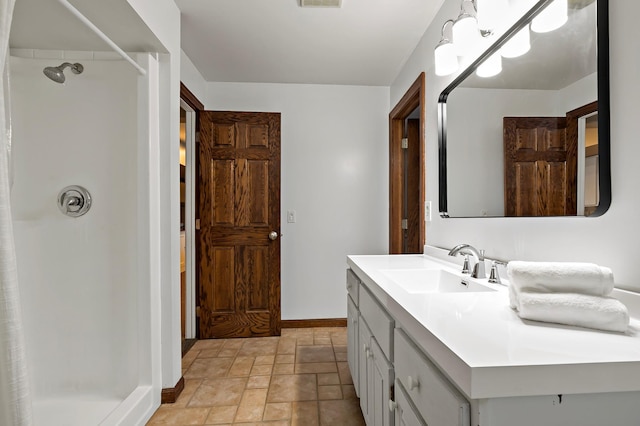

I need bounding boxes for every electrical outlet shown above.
[425,201,432,222]
[287,210,296,223]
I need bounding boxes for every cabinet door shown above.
[393,380,427,426]
[358,318,373,425]
[347,296,359,397]
[369,338,394,426]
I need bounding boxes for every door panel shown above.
[199,111,281,338]
[504,116,573,216]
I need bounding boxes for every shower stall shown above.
[9,51,161,425]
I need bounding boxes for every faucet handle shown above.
[461,254,470,274]
[488,260,507,284]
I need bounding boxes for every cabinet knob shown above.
[389,400,397,412]
[407,375,420,390]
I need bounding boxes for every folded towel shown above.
[513,291,629,333]
[508,261,614,297]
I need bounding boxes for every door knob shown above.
[268,231,278,241]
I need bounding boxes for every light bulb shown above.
[477,52,502,78]
[435,40,459,76]
[531,0,568,33]
[501,25,531,58]
[453,13,483,56]
[476,0,509,31]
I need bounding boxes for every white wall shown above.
[180,50,206,103]
[391,0,640,291]
[205,83,389,319]
[127,0,183,391]
[10,56,139,400]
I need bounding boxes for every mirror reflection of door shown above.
[503,101,598,217]
[503,116,572,216]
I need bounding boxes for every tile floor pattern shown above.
[148,327,366,426]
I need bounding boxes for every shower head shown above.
[43,62,84,84]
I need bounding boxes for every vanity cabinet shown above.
[347,295,359,397]
[347,268,466,426]
[348,269,394,426]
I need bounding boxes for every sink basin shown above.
[380,269,496,294]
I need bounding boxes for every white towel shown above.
[508,261,614,296]
[513,291,629,333]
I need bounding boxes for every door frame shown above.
[389,73,426,254]
[180,83,204,339]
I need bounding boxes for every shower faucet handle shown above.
[58,185,92,217]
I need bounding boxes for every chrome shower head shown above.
[43,62,84,84]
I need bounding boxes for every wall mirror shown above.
[438,0,610,218]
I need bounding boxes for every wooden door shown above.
[503,116,575,216]
[198,111,281,338]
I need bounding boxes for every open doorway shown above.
[179,83,203,352]
[389,73,426,254]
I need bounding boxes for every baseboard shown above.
[281,318,347,328]
[161,376,185,404]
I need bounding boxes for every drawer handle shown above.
[407,375,420,390]
[389,400,397,412]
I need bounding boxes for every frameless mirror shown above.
[438,0,610,218]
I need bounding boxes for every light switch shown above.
[287,210,296,223]
[425,201,432,222]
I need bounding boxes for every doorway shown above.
[389,73,426,254]
[180,83,204,347]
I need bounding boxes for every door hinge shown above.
[401,219,408,230]
[195,306,201,317]
[401,138,408,149]
[195,219,201,230]
[195,131,200,143]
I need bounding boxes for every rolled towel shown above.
[515,291,629,333]
[507,261,614,296]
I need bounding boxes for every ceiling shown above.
[176,0,445,86]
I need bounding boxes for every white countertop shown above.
[347,250,640,399]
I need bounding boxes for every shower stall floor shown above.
[33,396,122,426]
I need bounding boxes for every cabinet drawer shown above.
[394,379,427,426]
[394,328,470,426]
[346,268,360,306]
[359,284,394,361]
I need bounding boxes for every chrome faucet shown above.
[448,244,486,279]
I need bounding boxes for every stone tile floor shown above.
[147,327,366,425]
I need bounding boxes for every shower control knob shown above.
[58,185,92,217]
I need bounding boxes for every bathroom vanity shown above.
[347,248,640,426]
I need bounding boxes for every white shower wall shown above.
[10,56,139,404]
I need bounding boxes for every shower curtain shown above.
[0,0,32,424]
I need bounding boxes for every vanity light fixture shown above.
[476,51,502,77]
[476,0,508,32]
[452,0,484,57]
[531,0,568,32]
[435,20,459,76]
[500,24,531,58]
